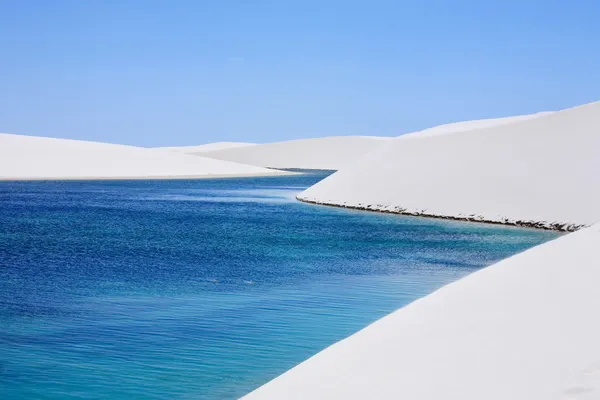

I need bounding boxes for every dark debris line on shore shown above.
[296,197,585,232]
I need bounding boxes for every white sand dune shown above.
[155,113,551,169]
[154,141,256,153]
[244,224,600,400]
[399,111,553,138]
[198,136,392,170]
[299,102,600,230]
[0,134,284,180]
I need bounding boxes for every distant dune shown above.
[198,136,392,170]
[299,102,600,230]
[154,141,256,153]
[244,224,600,400]
[398,111,554,138]
[0,134,283,180]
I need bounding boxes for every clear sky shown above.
[1,0,599,147]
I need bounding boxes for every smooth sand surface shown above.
[154,142,256,153]
[299,102,600,230]
[0,134,284,180]
[398,111,553,138]
[198,136,392,170]
[244,224,600,400]
[159,114,551,169]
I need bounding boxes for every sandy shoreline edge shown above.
[0,170,296,182]
[244,224,600,399]
[296,196,585,232]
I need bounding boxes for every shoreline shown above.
[0,170,297,182]
[296,196,585,232]
[0,133,294,183]
[296,102,600,235]
[243,224,600,399]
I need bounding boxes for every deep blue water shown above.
[0,172,558,399]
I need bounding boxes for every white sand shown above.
[299,102,600,230]
[399,111,553,138]
[156,114,552,170]
[198,136,392,170]
[153,142,256,153]
[244,224,600,400]
[0,134,285,180]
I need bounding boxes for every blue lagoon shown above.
[0,172,558,399]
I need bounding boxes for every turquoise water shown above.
[0,172,558,399]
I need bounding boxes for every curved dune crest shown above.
[399,111,554,138]
[154,141,256,153]
[0,134,282,180]
[244,224,600,400]
[198,136,392,170]
[299,102,600,229]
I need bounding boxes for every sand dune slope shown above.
[0,134,281,180]
[199,136,391,170]
[399,111,553,138]
[299,102,600,230]
[158,113,550,169]
[154,142,256,153]
[244,224,600,400]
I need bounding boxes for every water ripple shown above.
[0,174,559,399]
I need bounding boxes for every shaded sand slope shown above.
[199,136,391,170]
[299,102,600,230]
[0,134,282,180]
[244,224,600,400]
[154,142,256,153]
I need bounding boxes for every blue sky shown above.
[1,0,599,147]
